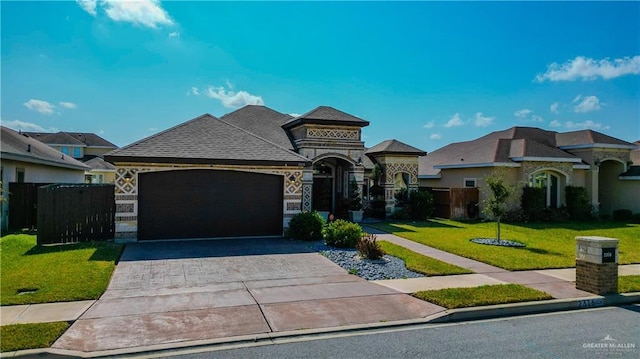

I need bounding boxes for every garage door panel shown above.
[138,170,283,240]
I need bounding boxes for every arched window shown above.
[530,171,559,208]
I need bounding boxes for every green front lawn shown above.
[0,234,123,305]
[0,322,69,352]
[371,220,640,271]
[619,275,640,293]
[414,284,553,309]
[378,241,472,276]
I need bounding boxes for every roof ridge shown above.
[217,118,309,162]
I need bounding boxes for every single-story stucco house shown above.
[419,126,639,218]
[105,105,425,241]
[1,126,90,233]
[105,106,638,241]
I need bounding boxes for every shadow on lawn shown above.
[373,220,464,233]
[24,241,123,262]
[518,246,565,257]
[505,220,637,231]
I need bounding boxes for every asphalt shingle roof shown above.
[25,132,117,148]
[105,114,310,165]
[221,105,295,150]
[419,126,588,177]
[366,139,426,156]
[1,126,89,170]
[556,130,637,148]
[282,106,369,129]
[84,156,116,171]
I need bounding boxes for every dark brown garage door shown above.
[138,169,283,240]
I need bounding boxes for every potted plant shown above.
[348,180,364,222]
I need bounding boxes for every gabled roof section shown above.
[104,114,310,166]
[282,106,369,129]
[25,132,117,148]
[366,139,426,156]
[509,138,582,162]
[84,156,116,171]
[1,126,89,171]
[556,129,637,149]
[220,105,294,150]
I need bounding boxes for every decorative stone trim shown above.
[307,128,359,140]
[384,163,419,185]
[115,203,134,213]
[521,161,574,185]
[302,184,313,211]
[115,216,137,221]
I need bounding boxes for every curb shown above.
[4,292,638,358]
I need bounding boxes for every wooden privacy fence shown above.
[37,184,115,245]
[429,187,479,220]
[8,182,50,230]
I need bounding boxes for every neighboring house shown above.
[0,126,89,232]
[419,127,639,218]
[24,131,118,184]
[105,105,425,241]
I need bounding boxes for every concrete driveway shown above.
[53,238,443,353]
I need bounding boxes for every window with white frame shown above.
[464,178,477,188]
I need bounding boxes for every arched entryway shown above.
[598,159,626,216]
[312,156,359,219]
[529,169,567,208]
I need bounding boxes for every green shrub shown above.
[613,209,633,221]
[286,211,325,241]
[521,186,545,221]
[406,189,434,220]
[632,213,640,224]
[356,233,384,259]
[502,208,529,223]
[323,220,363,248]
[390,208,410,220]
[366,199,387,219]
[565,186,591,220]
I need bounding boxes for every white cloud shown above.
[423,120,435,129]
[573,95,601,113]
[203,85,264,108]
[76,0,97,16]
[514,109,532,119]
[430,133,441,140]
[514,109,544,123]
[550,102,559,114]
[168,31,180,38]
[58,101,77,109]
[474,112,494,127]
[444,113,464,128]
[24,99,55,115]
[0,119,58,132]
[535,55,640,82]
[550,120,610,130]
[190,87,200,96]
[79,0,174,29]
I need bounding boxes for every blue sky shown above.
[2,1,639,152]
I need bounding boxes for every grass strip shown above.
[370,220,640,270]
[1,234,123,305]
[619,275,640,293]
[413,284,553,309]
[0,322,70,352]
[378,240,472,276]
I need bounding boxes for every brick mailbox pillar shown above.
[576,236,619,295]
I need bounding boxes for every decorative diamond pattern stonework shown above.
[283,170,303,195]
[307,128,359,140]
[302,184,312,211]
[384,163,419,185]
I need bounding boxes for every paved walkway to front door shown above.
[53,238,443,353]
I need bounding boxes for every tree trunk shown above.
[496,217,501,240]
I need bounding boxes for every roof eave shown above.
[282,118,369,129]
[1,152,90,171]
[559,143,638,150]
[105,155,311,167]
[510,156,583,163]
[434,162,521,169]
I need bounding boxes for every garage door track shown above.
[54,238,443,353]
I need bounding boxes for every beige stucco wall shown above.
[599,160,639,215]
[1,159,85,233]
[612,179,640,214]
